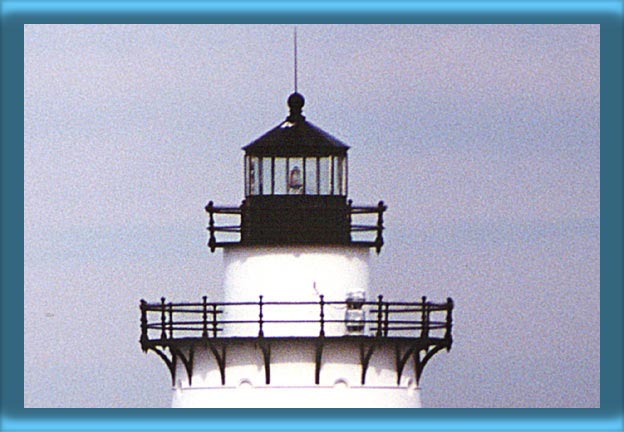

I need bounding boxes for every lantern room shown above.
[205,92,386,251]
[243,93,348,197]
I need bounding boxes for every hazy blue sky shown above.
[24,24,599,408]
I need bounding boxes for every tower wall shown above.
[172,385,422,408]
[170,338,422,408]
[166,245,425,408]
[221,245,370,337]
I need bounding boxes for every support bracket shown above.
[314,337,325,385]
[206,340,227,385]
[258,338,271,385]
[147,347,176,386]
[359,341,378,385]
[395,342,419,386]
[415,342,446,384]
[170,345,195,386]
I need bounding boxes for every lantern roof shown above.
[242,93,350,157]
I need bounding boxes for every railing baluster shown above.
[140,299,148,347]
[202,296,208,338]
[258,295,264,337]
[319,295,325,337]
[212,303,218,338]
[383,302,390,336]
[168,302,173,339]
[347,199,353,231]
[206,201,216,252]
[160,297,167,340]
[445,297,454,342]
[374,201,386,254]
[376,295,383,337]
[421,296,429,339]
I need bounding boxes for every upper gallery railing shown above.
[205,200,387,253]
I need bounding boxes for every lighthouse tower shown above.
[140,92,453,408]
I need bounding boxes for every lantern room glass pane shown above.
[304,157,318,195]
[249,156,260,195]
[262,157,272,195]
[341,156,348,195]
[332,157,339,195]
[333,156,347,195]
[318,157,331,195]
[288,157,303,195]
[244,156,250,196]
[274,157,286,195]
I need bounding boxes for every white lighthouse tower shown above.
[140,92,453,408]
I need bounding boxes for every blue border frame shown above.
[3,1,622,431]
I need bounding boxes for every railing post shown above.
[212,303,218,338]
[374,201,386,254]
[445,297,454,342]
[140,299,148,349]
[376,295,383,337]
[319,295,325,337]
[258,295,264,337]
[421,296,429,339]
[160,297,167,340]
[347,199,353,233]
[206,201,217,252]
[168,302,173,339]
[202,296,208,338]
[383,302,390,336]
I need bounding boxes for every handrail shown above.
[140,296,453,346]
[140,299,449,310]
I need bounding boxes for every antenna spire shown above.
[287,26,304,122]
[294,26,298,93]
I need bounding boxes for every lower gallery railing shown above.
[139,296,454,387]
[140,295,453,344]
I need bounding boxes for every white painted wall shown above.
[172,386,421,408]
[171,339,421,408]
[221,245,370,337]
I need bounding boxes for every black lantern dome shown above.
[243,93,349,158]
[206,94,386,251]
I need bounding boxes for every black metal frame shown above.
[140,296,453,387]
[205,199,387,253]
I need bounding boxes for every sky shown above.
[24,24,600,408]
